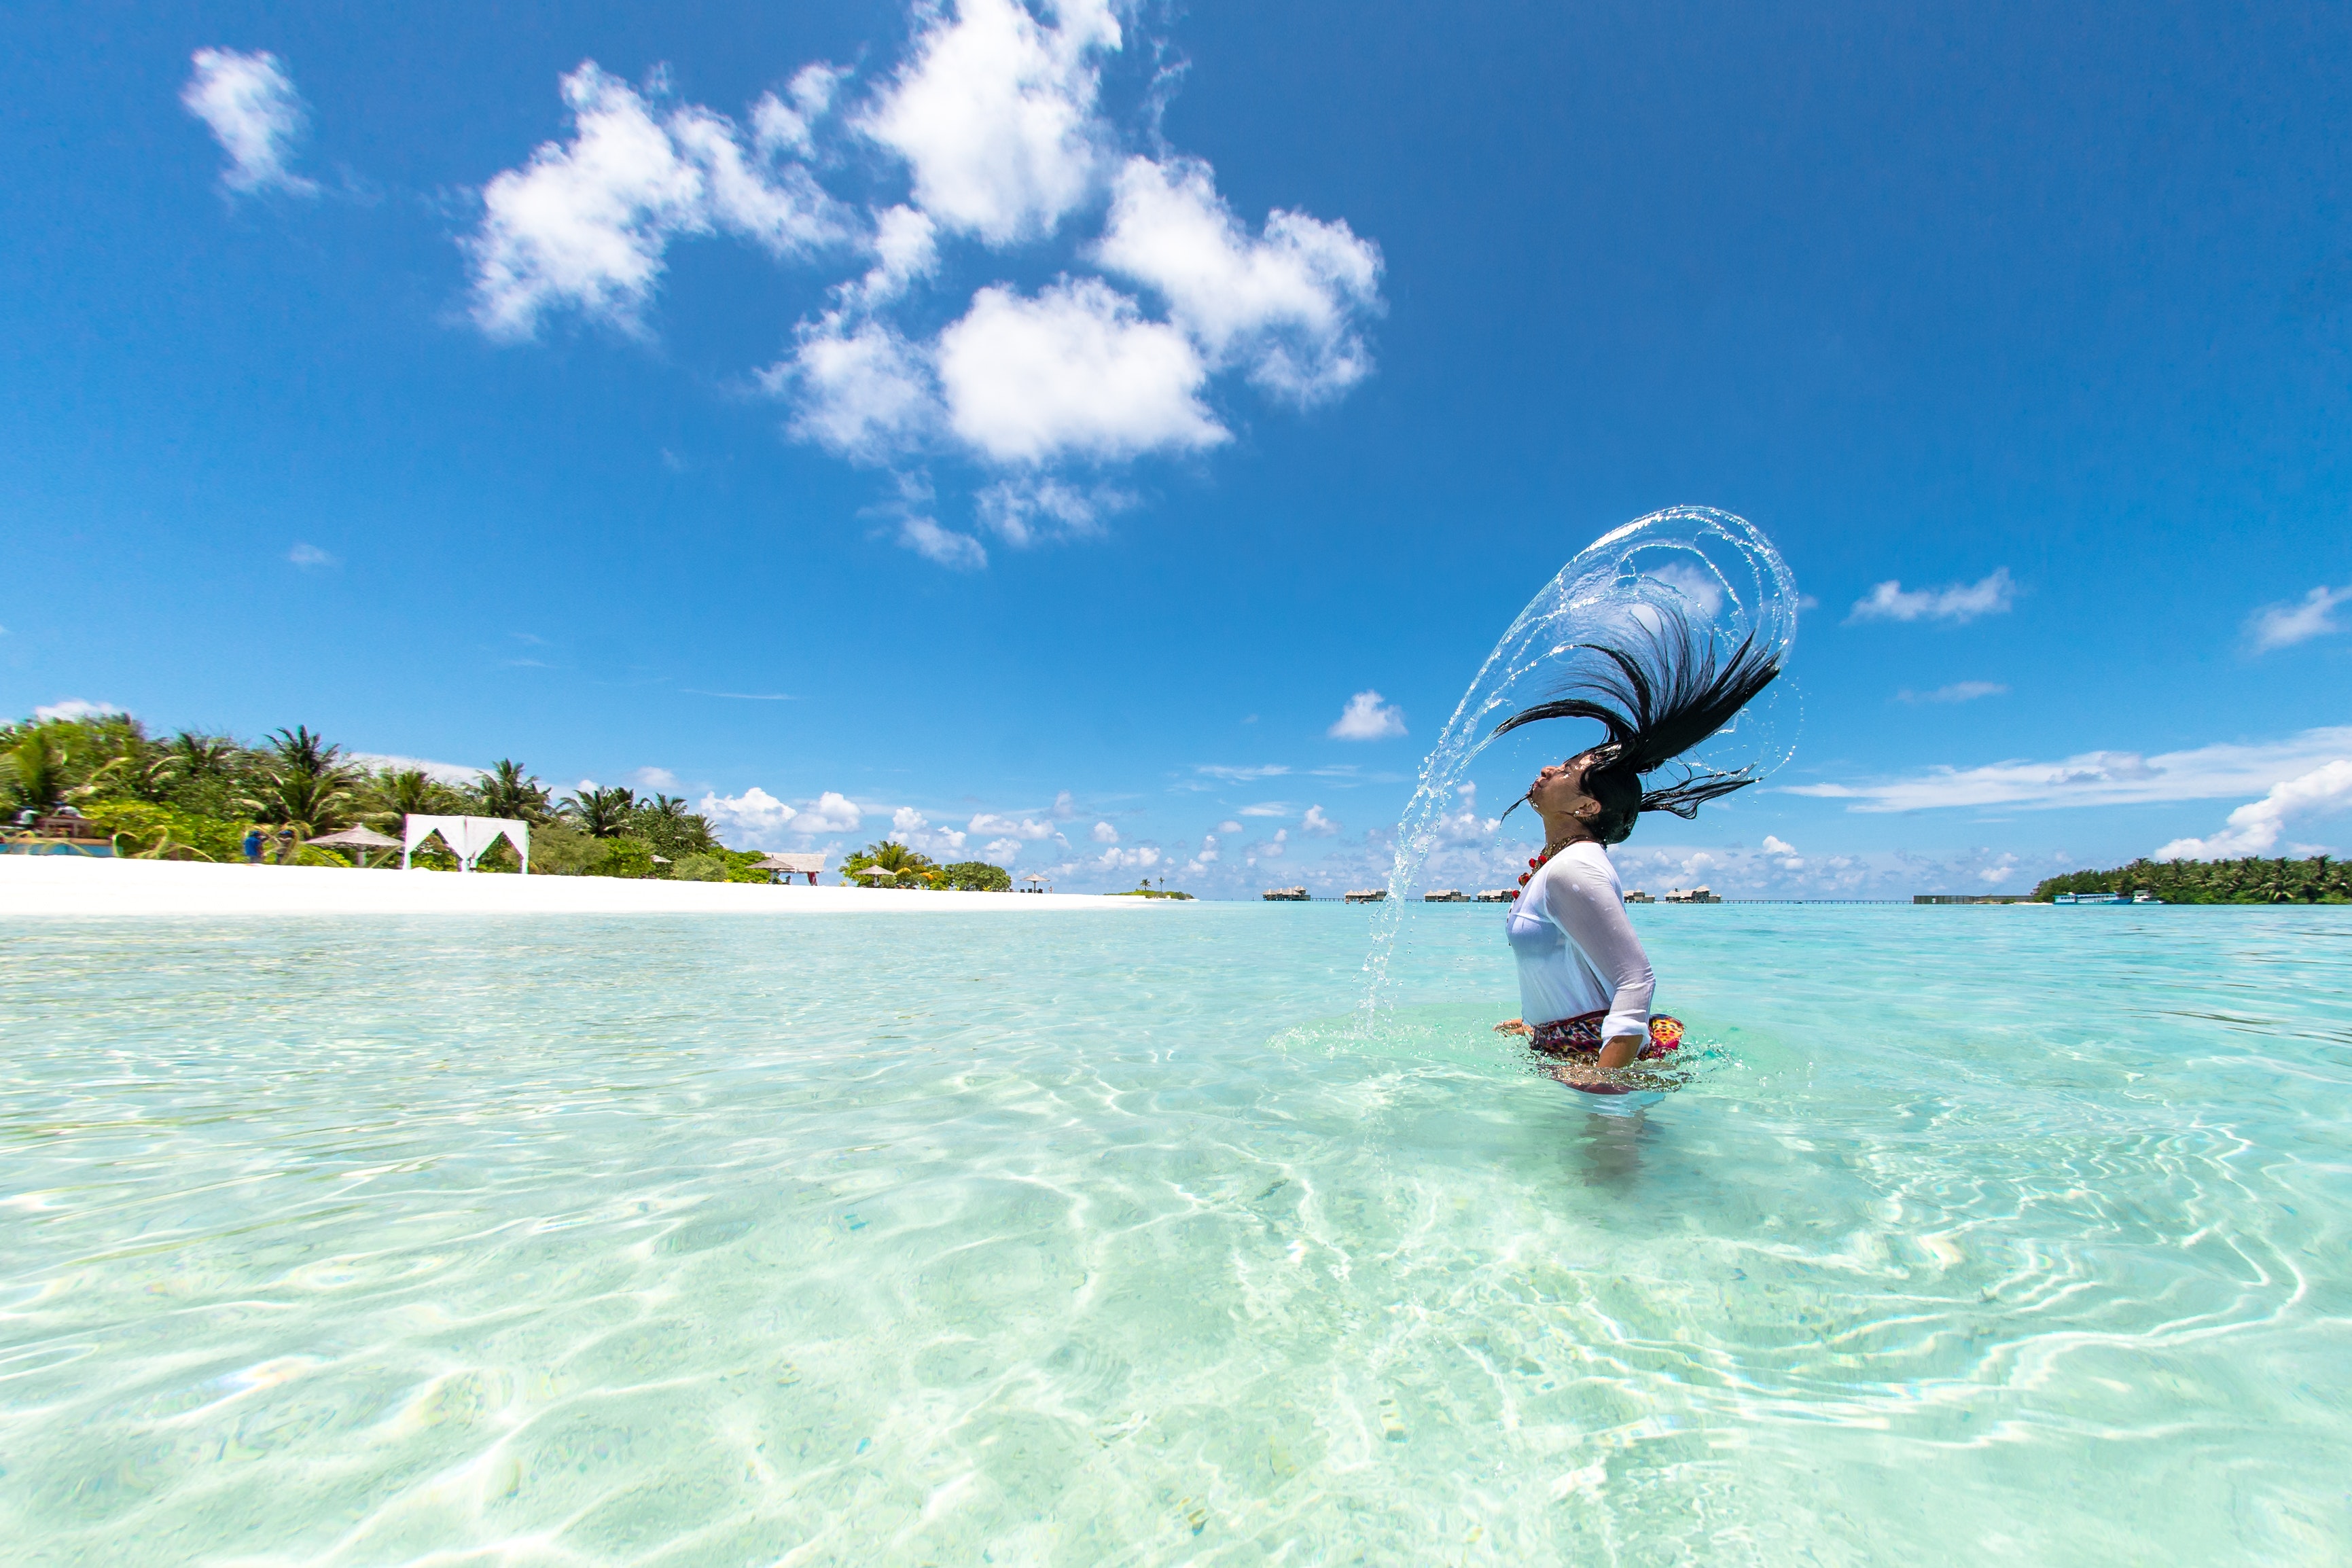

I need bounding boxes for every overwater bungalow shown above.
[1423,889,1470,902]
[1624,889,1654,904]
[1343,889,1387,904]
[1662,885,1721,904]
[1476,889,1514,902]
[1261,886,1309,901]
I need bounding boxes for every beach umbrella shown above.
[856,863,898,884]
[302,825,402,868]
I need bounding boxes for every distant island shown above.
[2034,856,2349,905]
[2,707,1008,889]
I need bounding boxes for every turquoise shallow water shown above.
[2,904,2348,1565]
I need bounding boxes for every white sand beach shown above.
[0,857,1167,915]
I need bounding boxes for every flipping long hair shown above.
[1493,600,1783,844]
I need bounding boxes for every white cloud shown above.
[1052,789,1076,820]
[630,766,680,790]
[751,63,849,156]
[1195,764,1289,783]
[2246,584,2351,653]
[1897,681,2008,705]
[772,315,942,460]
[1848,568,2016,624]
[891,804,969,856]
[1647,563,1725,620]
[698,786,863,846]
[1760,833,1804,870]
[697,785,797,844]
[796,790,864,832]
[898,514,989,570]
[1300,804,1338,836]
[976,476,1128,546]
[1787,725,2352,813]
[1215,819,1242,834]
[1328,689,1406,741]
[982,836,1025,863]
[351,752,483,785]
[1097,844,1163,872]
[33,698,127,724]
[182,49,317,197]
[467,63,842,340]
[1091,820,1119,843]
[287,542,336,569]
[1093,155,1382,401]
[936,279,1224,463]
[969,811,1054,840]
[855,0,1121,245]
[2154,760,2352,859]
[1238,802,1290,817]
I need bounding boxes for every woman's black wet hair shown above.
[1492,599,1783,845]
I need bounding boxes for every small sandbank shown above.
[0,857,1166,916]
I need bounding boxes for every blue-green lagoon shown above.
[2,904,2346,1564]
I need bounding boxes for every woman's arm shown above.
[1542,853,1654,1067]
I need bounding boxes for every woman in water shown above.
[1490,605,1782,1092]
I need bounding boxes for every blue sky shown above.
[3,0,2349,894]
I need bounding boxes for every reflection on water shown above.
[1,905,2349,1565]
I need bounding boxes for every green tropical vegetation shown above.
[2033,856,2352,904]
[1111,876,1193,899]
[836,841,1015,891]
[1,709,811,882]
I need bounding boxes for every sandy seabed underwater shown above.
[1,903,2346,1565]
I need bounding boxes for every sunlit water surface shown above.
[3,905,2347,1565]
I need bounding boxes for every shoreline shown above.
[0,857,1164,916]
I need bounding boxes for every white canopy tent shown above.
[403,815,531,874]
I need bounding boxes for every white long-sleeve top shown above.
[1504,841,1655,1041]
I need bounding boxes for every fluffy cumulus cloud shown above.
[1328,690,1406,741]
[630,766,681,790]
[1092,156,1381,400]
[1090,820,1119,843]
[182,49,317,196]
[696,785,863,847]
[2154,760,2352,860]
[856,0,1120,243]
[452,1,1383,564]
[1789,724,2352,815]
[1097,844,1163,872]
[891,805,969,856]
[467,63,844,340]
[1300,804,1339,836]
[936,279,1224,463]
[1849,568,2016,625]
[2246,584,2351,653]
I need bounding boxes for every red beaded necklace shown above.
[1518,838,1578,889]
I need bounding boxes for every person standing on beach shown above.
[1491,606,1781,1093]
[241,826,264,866]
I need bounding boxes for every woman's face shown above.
[1527,753,1601,823]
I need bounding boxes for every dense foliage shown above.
[1,711,766,880]
[2033,857,2352,904]
[836,841,1015,890]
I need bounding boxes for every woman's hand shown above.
[1493,1018,1533,1037]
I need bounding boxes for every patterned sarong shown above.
[1527,1011,1683,1092]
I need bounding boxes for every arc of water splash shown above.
[1357,505,1800,1027]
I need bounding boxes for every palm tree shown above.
[476,759,553,823]
[240,726,363,847]
[840,838,937,887]
[1,730,69,815]
[363,768,457,832]
[563,785,638,838]
[166,730,243,782]
[631,793,717,857]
